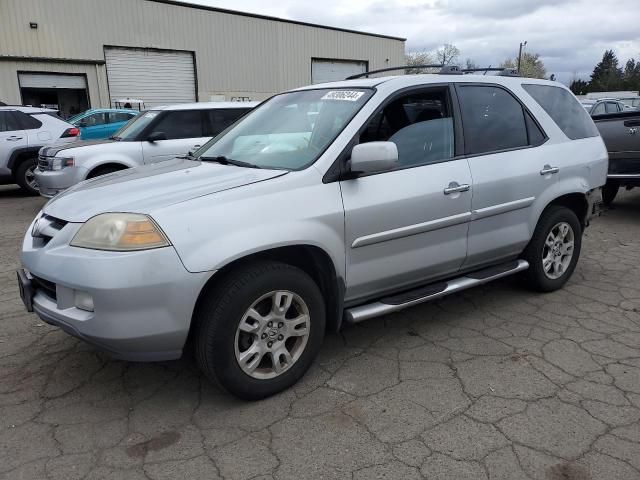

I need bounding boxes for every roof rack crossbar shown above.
[462,67,520,77]
[346,64,445,80]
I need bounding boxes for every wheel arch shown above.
[544,192,589,228]
[190,244,345,342]
[8,147,40,172]
[87,162,130,179]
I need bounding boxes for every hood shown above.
[43,158,287,222]
[40,139,116,157]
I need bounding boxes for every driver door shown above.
[142,110,209,164]
[340,86,472,302]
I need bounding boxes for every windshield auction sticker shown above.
[321,90,365,101]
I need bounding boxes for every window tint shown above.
[457,85,528,155]
[523,84,599,139]
[14,111,42,130]
[592,103,605,115]
[0,111,22,132]
[360,88,455,167]
[82,113,107,127]
[203,108,249,137]
[605,102,618,114]
[109,112,136,123]
[525,112,546,146]
[150,110,204,139]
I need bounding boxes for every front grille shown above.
[31,275,57,301]
[38,156,51,171]
[32,214,68,246]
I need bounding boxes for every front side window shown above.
[457,85,529,155]
[112,110,160,140]
[197,88,373,170]
[592,103,605,115]
[150,110,204,140]
[523,84,599,139]
[359,88,455,167]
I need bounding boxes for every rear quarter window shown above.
[522,84,599,140]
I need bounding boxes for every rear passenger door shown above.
[341,86,472,302]
[141,110,209,164]
[0,111,27,166]
[456,84,549,269]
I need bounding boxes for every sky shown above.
[186,0,640,85]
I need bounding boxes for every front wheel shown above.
[14,158,39,195]
[522,206,582,292]
[194,261,326,400]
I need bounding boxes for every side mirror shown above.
[147,132,167,142]
[349,141,398,176]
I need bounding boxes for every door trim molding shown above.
[352,211,472,248]
[471,197,535,221]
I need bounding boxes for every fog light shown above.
[74,290,94,311]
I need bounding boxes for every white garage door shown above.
[18,73,87,89]
[311,59,368,84]
[105,47,196,108]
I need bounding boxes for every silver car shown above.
[18,73,607,399]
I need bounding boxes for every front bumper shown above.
[35,165,88,198]
[21,215,211,361]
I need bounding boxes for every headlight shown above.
[70,213,170,251]
[51,157,74,171]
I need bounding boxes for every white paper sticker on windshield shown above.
[321,90,365,102]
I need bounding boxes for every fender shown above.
[7,147,41,170]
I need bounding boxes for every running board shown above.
[344,259,529,324]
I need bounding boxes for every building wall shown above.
[0,0,405,106]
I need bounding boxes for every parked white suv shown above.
[0,106,79,194]
[35,102,257,197]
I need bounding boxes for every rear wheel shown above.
[14,158,39,196]
[522,206,582,292]
[602,181,619,206]
[194,261,325,400]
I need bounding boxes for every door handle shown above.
[6,136,23,141]
[540,165,559,176]
[443,182,470,195]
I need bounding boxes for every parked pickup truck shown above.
[18,72,606,399]
[592,111,640,204]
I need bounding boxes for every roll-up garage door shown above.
[18,73,87,89]
[311,59,367,84]
[105,47,196,108]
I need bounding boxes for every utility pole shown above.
[517,41,527,73]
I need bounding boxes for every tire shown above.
[522,206,582,292]
[87,166,122,179]
[602,181,619,206]
[14,157,39,195]
[194,261,326,400]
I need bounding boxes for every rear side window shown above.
[203,108,249,137]
[457,85,530,155]
[522,84,599,139]
[109,112,136,123]
[14,111,42,130]
[0,111,22,132]
[150,110,204,139]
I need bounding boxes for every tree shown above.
[501,52,547,79]
[569,79,589,95]
[622,58,640,90]
[465,58,478,70]
[436,43,460,66]
[405,50,437,73]
[589,50,623,91]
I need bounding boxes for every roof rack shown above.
[346,64,445,80]
[345,65,521,80]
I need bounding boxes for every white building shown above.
[0,0,405,117]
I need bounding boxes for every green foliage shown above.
[569,79,589,95]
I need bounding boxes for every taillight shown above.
[61,127,80,138]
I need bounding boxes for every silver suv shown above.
[0,106,79,194]
[18,73,607,399]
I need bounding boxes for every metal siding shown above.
[311,60,367,84]
[104,48,196,107]
[0,0,406,102]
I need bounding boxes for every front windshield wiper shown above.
[199,156,261,169]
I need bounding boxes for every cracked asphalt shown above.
[2,184,640,480]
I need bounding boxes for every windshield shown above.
[112,110,158,140]
[67,112,86,124]
[196,88,373,170]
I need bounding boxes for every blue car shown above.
[68,108,138,140]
